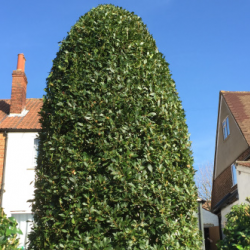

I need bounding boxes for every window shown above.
[33,138,39,167]
[11,213,33,249]
[222,117,230,140]
[231,164,237,186]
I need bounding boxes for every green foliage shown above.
[28,4,201,249]
[0,208,22,250]
[218,197,250,250]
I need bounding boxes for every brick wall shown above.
[0,132,6,190]
[10,70,27,114]
[211,165,237,209]
[237,147,250,161]
[211,146,250,210]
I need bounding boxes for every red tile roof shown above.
[222,91,250,145]
[236,161,250,168]
[0,99,42,130]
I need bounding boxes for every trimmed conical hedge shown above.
[28,4,201,249]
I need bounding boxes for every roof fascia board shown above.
[0,129,41,133]
[213,92,223,180]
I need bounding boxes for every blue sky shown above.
[1,0,250,169]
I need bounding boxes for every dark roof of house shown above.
[0,99,42,130]
[236,161,250,168]
[222,91,250,145]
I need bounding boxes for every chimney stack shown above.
[10,54,28,114]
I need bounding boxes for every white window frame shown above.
[231,163,237,186]
[222,116,230,140]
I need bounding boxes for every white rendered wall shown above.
[2,132,38,217]
[236,165,250,204]
[202,208,219,227]
[221,200,238,230]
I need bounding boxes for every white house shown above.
[235,161,250,204]
[0,54,42,249]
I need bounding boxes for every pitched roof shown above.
[202,200,211,211]
[0,99,42,130]
[222,91,250,145]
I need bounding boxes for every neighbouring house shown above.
[202,206,220,250]
[211,91,250,239]
[0,54,42,249]
[198,199,219,250]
